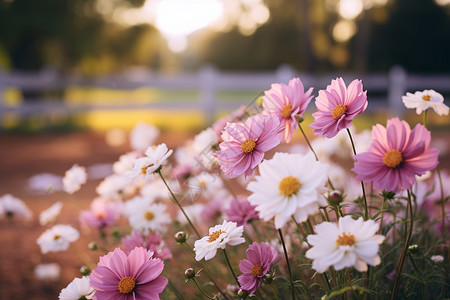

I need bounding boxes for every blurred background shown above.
[0,0,449,132]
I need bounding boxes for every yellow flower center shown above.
[241,139,257,154]
[118,276,136,294]
[141,164,154,175]
[279,176,301,197]
[199,181,207,189]
[331,104,347,120]
[336,232,356,246]
[251,264,263,277]
[53,234,61,241]
[145,211,155,221]
[383,149,403,168]
[281,104,293,118]
[422,94,431,101]
[208,230,225,243]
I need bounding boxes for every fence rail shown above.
[1,65,449,127]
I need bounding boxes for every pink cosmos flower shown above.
[79,198,121,229]
[121,230,172,260]
[225,197,259,227]
[215,114,282,178]
[262,77,313,143]
[310,77,367,138]
[89,247,167,300]
[238,242,280,295]
[212,105,248,138]
[352,118,439,193]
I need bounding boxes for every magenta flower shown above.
[225,197,259,226]
[89,247,168,300]
[215,114,282,178]
[79,198,121,229]
[238,242,280,294]
[263,77,313,143]
[122,230,172,260]
[352,118,439,193]
[310,77,367,138]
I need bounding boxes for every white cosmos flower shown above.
[194,220,245,261]
[247,152,329,229]
[123,196,170,234]
[63,164,87,194]
[28,173,63,193]
[130,122,160,152]
[113,151,138,174]
[431,255,444,263]
[59,276,95,300]
[39,201,63,225]
[96,174,133,200]
[34,263,61,281]
[0,194,32,220]
[402,89,449,116]
[187,172,223,199]
[128,143,173,178]
[305,216,385,273]
[37,224,80,254]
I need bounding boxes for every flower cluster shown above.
[9,77,448,300]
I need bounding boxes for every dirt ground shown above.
[0,130,194,300]
[0,129,449,300]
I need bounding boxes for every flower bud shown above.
[381,190,396,200]
[184,268,196,279]
[175,231,187,243]
[408,244,419,254]
[237,289,249,299]
[88,241,98,251]
[80,265,91,276]
[327,190,343,206]
[262,272,273,284]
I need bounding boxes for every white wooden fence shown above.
[0,65,449,126]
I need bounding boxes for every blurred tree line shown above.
[0,0,449,75]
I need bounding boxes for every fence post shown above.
[199,65,216,126]
[275,64,295,83]
[388,66,406,118]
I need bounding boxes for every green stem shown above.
[298,122,319,161]
[321,207,330,222]
[423,109,428,128]
[391,190,414,300]
[168,279,185,300]
[379,197,387,235]
[184,243,228,299]
[223,249,240,287]
[271,282,280,300]
[158,170,201,238]
[346,128,369,220]
[192,278,215,300]
[436,167,446,242]
[278,228,296,300]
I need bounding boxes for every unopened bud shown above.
[408,244,419,254]
[80,265,91,276]
[238,289,249,299]
[175,231,187,243]
[327,190,343,206]
[381,190,396,200]
[184,268,196,279]
[262,272,273,284]
[88,241,98,251]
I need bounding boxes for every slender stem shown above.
[223,249,240,287]
[321,207,330,222]
[346,268,354,291]
[168,279,185,300]
[278,229,296,300]
[158,170,201,238]
[271,282,280,300]
[391,190,414,300]
[184,243,228,299]
[346,128,369,220]
[192,278,215,300]
[291,216,311,247]
[436,167,446,242]
[423,109,428,128]
[298,122,319,161]
[379,197,386,235]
